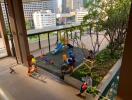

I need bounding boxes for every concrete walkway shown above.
[0,57,83,100]
[0,38,7,58]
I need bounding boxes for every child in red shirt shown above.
[77,82,88,96]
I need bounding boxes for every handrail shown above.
[27,23,81,36]
[6,23,83,55]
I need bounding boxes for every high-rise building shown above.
[56,0,62,13]
[1,3,8,28]
[75,8,88,22]
[73,0,84,10]
[62,0,73,13]
[1,0,57,28]
[62,0,84,13]
[23,0,57,20]
[33,10,56,29]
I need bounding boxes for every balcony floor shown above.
[0,57,83,100]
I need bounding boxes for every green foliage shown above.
[72,65,90,80]
[72,46,122,86]
[96,47,122,65]
[71,65,102,86]
[103,0,131,53]
[91,72,102,86]
[96,49,111,64]
[87,86,100,96]
[107,44,123,59]
[25,19,34,30]
[82,0,131,54]
[82,0,107,33]
[28,35,38,40]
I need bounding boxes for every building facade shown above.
[62,0,73,13]
[1,0,57,29]
[62,0,84,13]
[1,3,8,28]
[75,8,88,22]
[73,0,84,10]
[23,0,57,20]
[33,10,56,29]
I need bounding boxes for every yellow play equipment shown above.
[62,54,68,62]
[31,58,37,64]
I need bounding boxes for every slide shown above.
[52,42,64,54]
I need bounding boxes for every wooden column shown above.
[0,3,11,56]
[117,4,132,100]
[6,0,30,66]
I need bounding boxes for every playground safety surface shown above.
[37,47,89,76]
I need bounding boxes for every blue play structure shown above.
[52,42,64,54]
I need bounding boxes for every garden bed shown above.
[63,47,122,100]
[71,47,122,87]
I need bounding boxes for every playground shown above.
[29,31,108,78]
[28,30,109,79]
[36,46,89,76]
[28,31,87,77]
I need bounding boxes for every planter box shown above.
[64,59,122,100]
[64,74,83,89]
[97,59,122,94]
[85,93,99,100]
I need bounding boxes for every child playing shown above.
[77,82,88,96]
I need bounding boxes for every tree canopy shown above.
[82,0,131,55]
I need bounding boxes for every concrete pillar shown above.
[0,2,11,56]
[117,4,132,100]
[6,0,30,66]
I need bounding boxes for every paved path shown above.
[0,57,83,100]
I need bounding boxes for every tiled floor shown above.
[0,57,83,100]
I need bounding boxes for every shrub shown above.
[71,46,122,87]
[71,65,90,80]
[87,87,100,96]
[96,49,111,64]
[96,48,122,65]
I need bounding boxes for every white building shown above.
[23,0,57,20]
[75,8,88,22]
[62,0,73,13]
[73,0,84,10]
[33,10,56,29]
[1,0,57,28]
[62,0,84,13]
[1,3,8,28]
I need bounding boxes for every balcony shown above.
[0,0,131,99]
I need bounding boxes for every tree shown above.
[103,0,131,55]
[25,19,34,30]
[82,0,107,57]
[82,0,131,57]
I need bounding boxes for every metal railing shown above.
[27,24,83,56]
